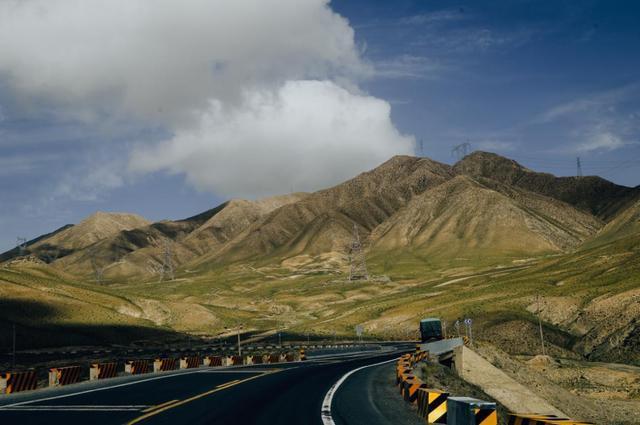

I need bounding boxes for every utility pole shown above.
[576,157,583,178]
[12,323,16,369]
[442,320,447,339]
[419,139,424,157]
[537,295,546,356]
[348,223,369,281]
[237,326,242,357]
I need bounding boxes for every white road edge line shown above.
[320,357,399,425]
[0,368,232,408]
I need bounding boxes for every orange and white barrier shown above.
[154,358,178,372]
[49,366,82,387]
[0,370,38,394]
[90,362,118,380]
[180,356,201,369]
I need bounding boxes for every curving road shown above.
[0,346,422,425]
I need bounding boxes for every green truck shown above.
[419,318,443,342]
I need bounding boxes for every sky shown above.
[0,0,639,252]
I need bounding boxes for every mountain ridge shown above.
[2,152,637,278]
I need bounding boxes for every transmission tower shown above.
[348,223,369,281]
[16,237,27,256]
[576,157,583,178]
[451,142,471,161]
[161,237,175,281]
[147,236,174,282]
[89,248,104,284]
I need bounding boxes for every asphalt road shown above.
[0,347,420,425]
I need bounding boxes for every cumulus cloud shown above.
[0,0,414,198]
[130,80,414,197]
[0,0,368,125]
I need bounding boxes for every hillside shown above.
[581,198,640,249]
[51,193,307,279]
[0,152,638,377]
[195,155,455,264]
[0,212,150,264]
[4,152,635,277]
[454,151,639,220]
[371,175,601,257]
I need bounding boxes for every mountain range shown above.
[3,151,639,279]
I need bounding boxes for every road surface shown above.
[0,346,422,424]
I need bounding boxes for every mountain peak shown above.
[454,151,535,176]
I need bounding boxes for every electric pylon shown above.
[348,223,369,281]
[576,157,583,178]
[452,142,471,161]
[16,237,27,256]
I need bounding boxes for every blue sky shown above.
[1,0,639,252]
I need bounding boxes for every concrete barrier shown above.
[90,362,118,380]
[0,370,38,394]
[49,366,82,387]
[180,356,201,369]
[507,414,594,425]
[154,358,178,372]
[125,360,151,375]
[417,388,448,424]
[447,397,497,425]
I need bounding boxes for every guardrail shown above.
[395,343,594,425]
[0,348,308,395]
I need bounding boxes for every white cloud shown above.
[0,0,370,126]
[576,132,633,153]
[130,80,415,197]
[0,0,416,198]
[374,55,444,79]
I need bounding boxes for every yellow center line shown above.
[216,379,240,388]
[126,371,278,424]
[141,399,179,413]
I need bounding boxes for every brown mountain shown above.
[454,151,639,220]
[51,193,306,278]
[1,212,149,263]
[3,152,636,277]
[195,155,455,264]
[371,175,602,256]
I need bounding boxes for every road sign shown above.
[355,325,364,337]
[464,318,472,325]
